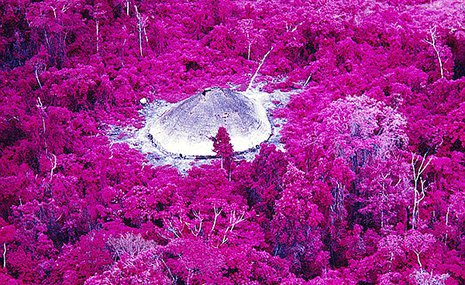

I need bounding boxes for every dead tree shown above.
[424,26,444,79]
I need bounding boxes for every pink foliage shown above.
[1,0,465,283]
[213,126,234,172]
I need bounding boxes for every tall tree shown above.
[212,127,234,175]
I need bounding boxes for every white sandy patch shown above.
[107,87,293,172]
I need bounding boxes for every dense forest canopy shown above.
[1,0,465,284]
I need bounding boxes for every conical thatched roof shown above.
[149,87,272,156]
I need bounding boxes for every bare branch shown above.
[229,210,245,232]
[134,5,148,57]
[191,210,203,236]
[220,210,245,246]
[36,97,46,134]
[423,26,444,79]
[303,73,312,87]
[96,20,100,54]
[107,233,155,260]
[49,153,57,182]
[247,46,273,92]
[414,250,422,268]
[211,207,222,233]
[411,153,433,229]
[3,243,6,268]
[34,68,43,88]
[167,219,181,238]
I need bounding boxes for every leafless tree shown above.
[424,26,444,79]
[411,153,432,229]
[107,233,156,260]
[134,6,148,57]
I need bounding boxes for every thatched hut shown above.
[149,88,271,156]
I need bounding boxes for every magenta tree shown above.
[212,126,234,173]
